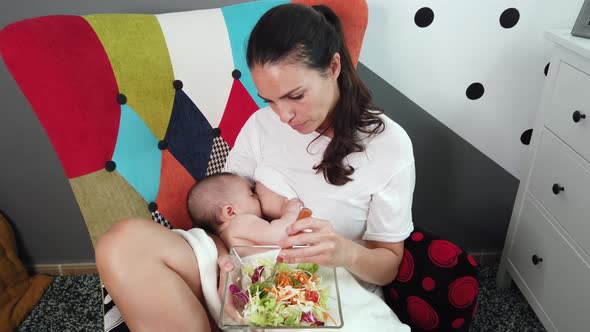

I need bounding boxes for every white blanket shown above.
[174,228,410,332]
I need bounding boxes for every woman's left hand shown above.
[277,216,353,268]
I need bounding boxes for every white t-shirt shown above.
[224,107,415,245]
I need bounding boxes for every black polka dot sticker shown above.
[148,202,158,213]
[544,62,550,77]
[116,93,127,105]
[521,129,533,145]
[466,83,484,100]
[105,160,116,172]
[173,79,183,90]
[414,7,434,28]
[500,8,520,29]
[158,140,168,150]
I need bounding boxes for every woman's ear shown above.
[329,52,341,79]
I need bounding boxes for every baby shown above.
[186,172,304,249]
[186,172,410,332]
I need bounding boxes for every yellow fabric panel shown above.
[70,170,152,246]
[84,14,174,139]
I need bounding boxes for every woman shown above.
[95,3,414,332]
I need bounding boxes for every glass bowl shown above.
[219,245,343,330]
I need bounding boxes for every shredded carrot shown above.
[324,312,337,325]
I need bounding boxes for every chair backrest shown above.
[0,0,368,246]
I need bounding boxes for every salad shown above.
[228,259,336,327]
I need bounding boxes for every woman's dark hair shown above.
[247,4,384,186]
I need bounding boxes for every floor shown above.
[16,263,546,331]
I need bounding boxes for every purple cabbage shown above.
[229,284,249,306]
[300,312,324,326]
[251,265,265,283]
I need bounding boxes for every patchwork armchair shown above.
[0,0,478,331]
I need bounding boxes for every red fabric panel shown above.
[218,79,259,148]
[156,150,195,230]
[291,0,368,68]
[0,16,119,178]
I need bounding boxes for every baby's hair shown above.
[186,172,241,233]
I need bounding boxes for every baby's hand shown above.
[281,198,303,215]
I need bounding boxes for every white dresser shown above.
[497,29,590,332]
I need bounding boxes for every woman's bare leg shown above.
[95,218,211,332]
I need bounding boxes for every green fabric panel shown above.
[70,170,152,247]
[84,14,174,139]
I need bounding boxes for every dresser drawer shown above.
[529,131,590,256]
[546,62,590,162]
[509,196,590,331]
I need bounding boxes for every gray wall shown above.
[358,64,518,252]
[0,0,517,265]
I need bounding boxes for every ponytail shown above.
[247,4,384,186]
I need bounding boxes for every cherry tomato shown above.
[305,290,319,303]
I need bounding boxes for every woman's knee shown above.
[95,217,151,268]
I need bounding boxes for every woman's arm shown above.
[209,231,230,294]
[278,161,415,286]
[345,239,404,286]
[255,182,288,220]
[277,219,403,285]
[208,231,229,257]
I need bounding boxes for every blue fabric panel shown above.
[112,105,162,203]
[164,90,213,181]
[221,0,288,108]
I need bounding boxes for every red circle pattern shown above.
[428,240,463,268]
[396,249,414,283]
[467,254,477,267]
[411,231,424,242]
[422,277,436,291]
[407,296,439,330]
[448,276,479,309]
[451,318,465,329]
[389,288,399,301]
[389,233,478,330]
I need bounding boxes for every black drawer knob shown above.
[573,110,586,123]
[552,183,565,195]
[532,254,543,265]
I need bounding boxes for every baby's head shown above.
[187,172,262,233]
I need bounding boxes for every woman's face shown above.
[250,54,341,136]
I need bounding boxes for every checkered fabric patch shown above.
[103,285,129,332]
[151,210,174,230]
[206,136,230,176]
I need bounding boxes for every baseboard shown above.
[468,251,502,265]
[27,262,97,276]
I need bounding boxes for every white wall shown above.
[361,0,585,179]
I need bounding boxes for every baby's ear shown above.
[219,204,236,221]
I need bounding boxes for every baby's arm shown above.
[226,199,303,246]
[269,198,303,229]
